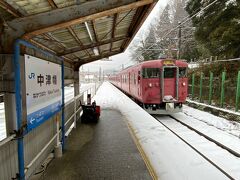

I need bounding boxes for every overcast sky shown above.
[81,0,169,73]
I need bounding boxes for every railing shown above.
[188,71,240,112]
[0,82,101,180]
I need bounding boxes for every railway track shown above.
[154,115,240,180]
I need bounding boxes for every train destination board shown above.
[24,55,62,132]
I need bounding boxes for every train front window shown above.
[142,68,160,78]
[179,67,187,78]
[164,68,175,78]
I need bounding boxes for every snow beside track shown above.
[187,99,240,116]
[182,105,240,138]
[93,82,229,180]
[158,116,240,179]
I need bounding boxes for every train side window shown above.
[164,68,175,78]
[179,68,187,78]
[142,68,160,78]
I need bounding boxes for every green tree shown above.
[186,0,240,59]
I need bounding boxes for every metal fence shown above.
[0,82,101,180]
[188,71,240,112]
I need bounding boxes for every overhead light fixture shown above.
[93,47,99,56]
[85,22,93,41]
[85,21,99,56]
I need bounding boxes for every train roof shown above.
[120,59,188,72]
[139,59,188,67]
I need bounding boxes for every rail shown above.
[154,115,235,180]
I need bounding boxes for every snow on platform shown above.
[93,82,229,180]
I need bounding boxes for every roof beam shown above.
[29,39,73,66]
[73,50,121,71]
[59,36,128,56]
[47,0,58,9]
[0,0,22,17]
[30,38,56,54]
[110,14,118,52]
[5,0,154,39]
[67,26,92,58]
[43,33,82,60]
[43,33,66,50]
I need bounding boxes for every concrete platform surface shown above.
[42,109,152,180]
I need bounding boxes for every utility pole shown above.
[177,22,182,60]
[99,67,101,82]
[88,68,90,83]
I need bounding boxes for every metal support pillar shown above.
[54,113,62,158]
[177,22,182,60]
[13,39,64,179]
[61,61,65,151]
[191,73,195,100]
[199,73,203,102]
[14,41,25,180]
[74,71,79,128]
[208,72,213,105]
[220,71,226,108]
[236,71,240,112]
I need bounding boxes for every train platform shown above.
[43,109,152,180]
[40,82,237,180]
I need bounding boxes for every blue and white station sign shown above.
[25,55,62,132]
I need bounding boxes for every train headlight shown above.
[149,83,152,87]
[182,82,186,86]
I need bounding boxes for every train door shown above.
[137,70,141,97]
[161,66,179,101]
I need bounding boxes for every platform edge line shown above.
[124,118,158,180]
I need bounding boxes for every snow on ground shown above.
[182,104,240,138]
[187,99,240,116]
[64,83,96,103]
[64,86,74,103]
[80,83,96,93]
[0,83,96,141]
[93,82,229,180]
[158,116,240,179]
[172,109,240,154]
[0,102,6,141]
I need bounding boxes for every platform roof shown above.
[0,0,157,70]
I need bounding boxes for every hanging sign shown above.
[25,55,62,132]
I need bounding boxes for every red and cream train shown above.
[109,59,188,114]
